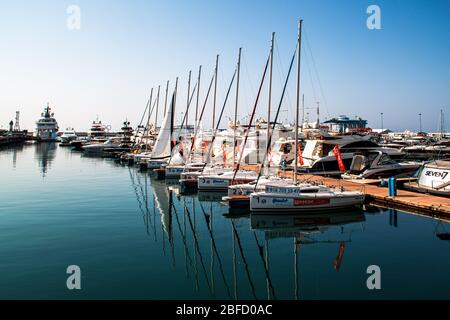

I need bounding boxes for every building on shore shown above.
[322,115,368,134]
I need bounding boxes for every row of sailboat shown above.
[114,20,368,213]
[99,19,447,212]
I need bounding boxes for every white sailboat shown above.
[249,20,365,213]
[250,183,365,212]
[146,89,177,170]
[198,170,259,191]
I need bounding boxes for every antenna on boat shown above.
[294,19,303,185]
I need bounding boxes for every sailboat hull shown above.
[250,193,365,212]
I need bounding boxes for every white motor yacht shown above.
[342,150,420,180]
[297,135,404,176]
[82,138,121,155]
[89,118,109,141]
[59,128,77,145]
[35,104,59,142]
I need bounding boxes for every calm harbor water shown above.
[0,143,449,300]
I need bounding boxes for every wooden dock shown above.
[278,171,450,217]
[219,164,450,217]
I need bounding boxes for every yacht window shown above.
[300,189,319,193]
[279,143,291,154]
[378,154,396,165]
[323,144,334,155]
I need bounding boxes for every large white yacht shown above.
[89,118,109,141]
[35,104,59,141]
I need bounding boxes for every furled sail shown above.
[151,93,175,159]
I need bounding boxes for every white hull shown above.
[227,177,288,196]
[250,190,364,212]
[180,167,232,182]
[165,162,206,178]
[165,166,185,178]
[36,130,58,141]
[147,159,169,169]
[35,105,59,142]
[198,170,258,191]
[403,160,450,196]
[83,143,120,155]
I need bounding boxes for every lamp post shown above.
[419,113,422,132]
[380,112,384,132]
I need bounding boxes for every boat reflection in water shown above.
[250,210,365,299]
[250,210,365,234]
[34,142,57,177]
[128,168,176,264]
[128,166,369,299]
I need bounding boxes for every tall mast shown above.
[195,65,202,134]
[266,32,275,176]
[164,80,169,117]
[213,55,219,130]
[171,77,178,151]
[233,47,242,166]
[147,87,154,132]
[301,94,305,131]
[316,101,320,128]
[155,85,160,129]
[294,20,303,185]
[186,70,192,138]
[174,77,178,116]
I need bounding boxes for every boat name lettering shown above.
[425,170,448,179]
[294,198,330,206]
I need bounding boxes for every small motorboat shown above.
[59,128,77,146]
[342,150,420,180]
[250,183,365,213]
[82,138,121,155]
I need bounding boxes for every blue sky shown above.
[0,0,449,132]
